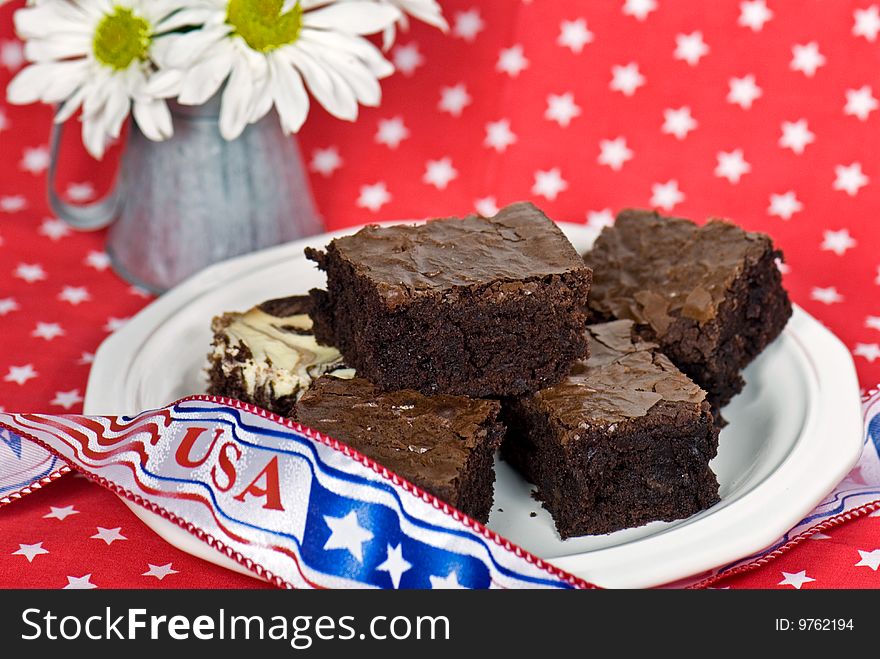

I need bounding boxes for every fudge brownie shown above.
[583,209,792,408]
[305,202,592,398]
[207,296,354,417]
[296,376,504,523]
[502,320,720,538]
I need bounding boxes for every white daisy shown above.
[6,0,191,158]
[148,0,402,140]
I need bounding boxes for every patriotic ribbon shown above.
[0,396,586,590]
[1,389,878,589]
[687,385,880,587]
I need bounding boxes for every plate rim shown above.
[84,223,864,588]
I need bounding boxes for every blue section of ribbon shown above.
[868,412,879,452]
[301,480,492,589]
[0,427,23,459]
[0,428,61,499]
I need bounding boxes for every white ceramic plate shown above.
[84,223,864,588]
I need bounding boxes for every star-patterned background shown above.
[1,0,879,588]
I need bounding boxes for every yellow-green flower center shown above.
[227,0,302,53]
[93,6,151,71]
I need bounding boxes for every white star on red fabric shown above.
[598,137,633,171]
[323,511,373,562]
[778,570,815,589]
[12,542,49,562]
[775,257,790,275]
[715,149,751,183]
[779,119,814,154]
[39,218,71,241]
[438,83,471,116]
[844,85,878,120]
[739,0,773,31]
[728,75,762,109]
[662,106,697,139]
[129,286,151,298]
[104,317,130,332]
[484,119,517,152]
[58,286,90,305]
[64,574,97,590]
[309,147,342,177]
[0,39,24,71]
[610,62,645,96]
[143,563,178,580]
[44,505,79,521]
[5,364,37,385]
[19,146,49,174]
[0,297,19,315]
[429,570,468,589]
[452,8,484,42]
[650,180,684,210]
[623,0,657,21]
[854,549,880,570]
[32,322,65,341]
[423,158,458,189]
[854,343,880,362]
[587,209,615,230]
[545,92,581,127]
[853,5,880,41]
[14,263,46,283]
[91,527,127,545]
[51,389,83,410]
[558,18,593,53]
[78,352,95,365]
[811,286,843,304]
[66,182,95,202]
[392,42,424,76]
[474,196,499,217]
[866,316,880,331]
[375,543,412,589]
[497,44,529,77]
[674,31,709,66]
[0,195,27,212]
[821,229,856,256]
[790,42,825,77]
[532,168,568,200]
[84,251,111,271]
[768,191,802,220]
[833,162,869,196]
[375,117,409,149]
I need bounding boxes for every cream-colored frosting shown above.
[214,307,352,399]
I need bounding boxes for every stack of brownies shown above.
[208,202,791,538]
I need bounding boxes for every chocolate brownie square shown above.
[305,202,592,398]
[295,376,504,523]
[207,296,353,417]
[502,321,720,538]
[583,209,792,408]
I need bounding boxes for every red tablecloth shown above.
[1,0,879,589]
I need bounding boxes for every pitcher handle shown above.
[47,121,122,231]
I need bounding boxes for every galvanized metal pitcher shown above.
[48,97,324,294]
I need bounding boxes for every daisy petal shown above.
[303,3,401,35]
[268,53,309,133]
[219,57,256,140]
[133,98,173,141]
[178,46,234,105]
[285,46,357,120]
